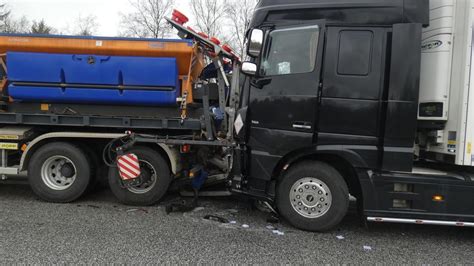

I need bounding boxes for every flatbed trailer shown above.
[0,24,240,206]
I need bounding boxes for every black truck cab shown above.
[235,0,463,231]
[243,0,428,189]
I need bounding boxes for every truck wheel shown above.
[28,142,91,203]
[82,145,109,191]
[108,147,171,206]
[276,161,349,232]
[82,145,100,192]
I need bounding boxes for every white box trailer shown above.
[419,0,474,166]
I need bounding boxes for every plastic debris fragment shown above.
[193,207,205,212]
[226,209,239,214]
[272,230,285,236]
[204,215,229,224]
[266,225,275,230]
[126,208,149,213]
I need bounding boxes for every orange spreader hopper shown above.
[0,34,205,103]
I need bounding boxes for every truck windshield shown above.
[261,25,319,76]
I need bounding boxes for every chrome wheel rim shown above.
[289,177,332,218]
[41,156,77,191]
[127,160,157,194]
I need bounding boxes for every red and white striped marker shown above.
[117,154,141,180]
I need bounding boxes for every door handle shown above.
[292,122,312,130]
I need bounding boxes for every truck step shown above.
[367,217,474,228]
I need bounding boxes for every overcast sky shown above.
[6,0,194,36]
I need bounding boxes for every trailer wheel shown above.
[81,145,100,191]
[28,142,91,203]
[108,147,171,206]
[82,145,108,191]
[276,161,349,232]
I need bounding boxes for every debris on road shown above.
[193,207,205,212]
[266,225,275,230]
[363,245,373,251]
[266,215,280,224]
[126,208,149,214]
[265,225,284,236]
[165,199,196,214]
[203,215,229,224]
[225,209,239,215]
[272,229,285,236]
[77,204,101,209]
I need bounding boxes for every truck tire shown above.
[82,144,100,192]
[82,144,108,191]
[276,161,349,232]
[28,142,91,203]
[108,147,171,206]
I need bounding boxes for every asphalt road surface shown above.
[1,183,473,264]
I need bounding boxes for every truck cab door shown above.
[246,21,325,182]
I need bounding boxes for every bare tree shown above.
[190,0,226,38]
[31,19,55,35]
[74,14,99,36]
[0,3,10,22]
[119,0,175,38]
[1,15,29,33]
[0,4,29,33]
[226,0,258,58]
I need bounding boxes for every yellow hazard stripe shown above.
[0,143,18,150]
[0,135,19,140]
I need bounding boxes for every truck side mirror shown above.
[241,62,257,76]
[247,29,264,58]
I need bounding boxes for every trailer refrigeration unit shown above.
[418,0,474,167]
[1,0,474,232]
